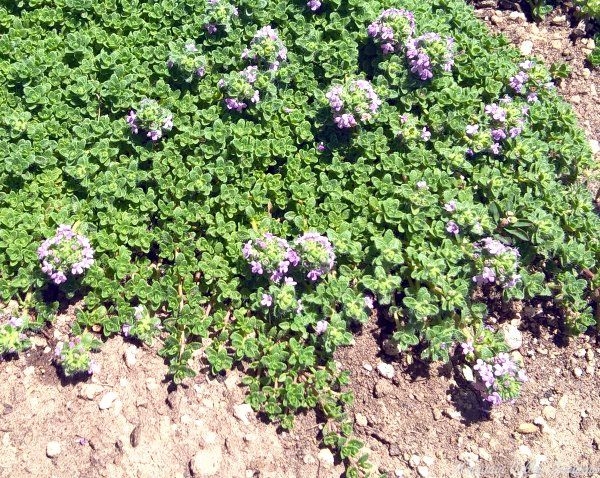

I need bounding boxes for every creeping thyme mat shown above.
[1,0,599,475]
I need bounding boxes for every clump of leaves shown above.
[122,305,162,346]
[54,331,102,376]
[167,41,208,83]
[0,315,31,355]
[459,325,527,405]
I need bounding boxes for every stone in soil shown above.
[46,441,61,458]
[190,447,222,477]
[79,384,104,400]
[98,391,118,410]
[377,362,395,379]
[500,323,522,350]
[516,423,538,434]
[317,448,335,467]
[233,403,253,425]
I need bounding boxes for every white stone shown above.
[190,447,222,477]
[573,367,583,378]
[509,11,526,22]
[98,391,118,410]
[362,362,373,372]
[233,404,254,425]
[590,140,600,155]
[518,445,532,457]
[422,456,434,467]
[417,466,430,478]
[409,455,421,468]
[501,323,522,351]
[520,40,533,56]
[46,441,61,458]
[478,448,492,461]
[542,405,557,420]
[79,384,104,400]
[459,451,479,468]
[355,413,368,427]
[124,346,137,368]
[377,362,395,379]
[317,448,335,467]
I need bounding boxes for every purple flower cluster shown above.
[243,232,335,283]
[243,233,300,283]
[294,232,336,282]
[242,26,287,72]
[203,0,239,34]
[367,8,415,54]
[126,99,173,142]
[473,353,527,405]
[509,60,555,103]
[406,33,455,80]
[218,66,260,112]
[306,0,321,11]
[472,237,521,288]
[38,225,94,285]
[326,79,381,129]
[483,96,528,155]
[166,42,208,82]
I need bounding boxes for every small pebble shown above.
[517,423,538,434]
[542,405,557,421]
[98,391,118,410]
[46,441,61,458]
[317,448,334,467]
[362,362,373,372]
[520,40,533,56]
[573,367,583,379]
[233,404,254,425]
[355,413,368,427]
[377,362,395,379]
[417,466,429,478]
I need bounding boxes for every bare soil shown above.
[1,5,600,478]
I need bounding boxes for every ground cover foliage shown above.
[1,0,600,473]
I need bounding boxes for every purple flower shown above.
[485,392,503,406]
[485,103,507,123]
[260,294,273,307]
[8,317,23,328]
[122,324,131,337]
[307,0,321,10]
[307,269,322,281]
[490,143,501,155]
[250,261,263,275]
[460,341,474,354]
[446,221,459,236]
[466,124,479,136]
[509,127,522,138]
[509,71,528,94]
[284,277,297,286]
[205,23,218,34]
[416,180,427,190]
[327,79,381,128]
[88,360,100,375]
[367,9,415,54]
[444,200,457,213]
[316,142,326,152]
[224,98,247,112]
[406,33,455,80]
[364,296,374,310]
[491,129,506,141]
[242,241,253,259]
[315,320,328,335]
[420,127,431,141]
[527,92,538,103]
